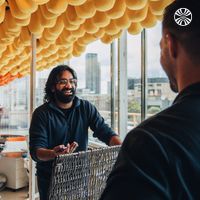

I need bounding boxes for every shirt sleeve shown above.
[100,128,171,200]
[29,108,48,162]
[87,102,117,145]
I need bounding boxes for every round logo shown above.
[174,8,192,26]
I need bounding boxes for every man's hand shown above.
[36,142,79,161]
[53,144,70,154]
[53,142,79,155]
[109,135,122,146]
[69,141,79,153]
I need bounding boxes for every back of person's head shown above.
[44,65,77,103]
[163,0,200,62]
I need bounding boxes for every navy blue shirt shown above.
[100,82,200,200]
[29,96,116,176]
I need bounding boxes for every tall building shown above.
[85,53,101,94]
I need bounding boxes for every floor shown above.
[0,187,29,200]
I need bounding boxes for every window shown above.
[127,33,141,132]
[146,22,177,116]
[70,40,112,142]
[0,77,30,134]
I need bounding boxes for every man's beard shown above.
[54,88,76,103]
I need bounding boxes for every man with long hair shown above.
[29,65,121,200]
[100,0,200,199]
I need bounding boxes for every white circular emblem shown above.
[174,8,192,26]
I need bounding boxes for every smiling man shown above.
[29,65,121,200]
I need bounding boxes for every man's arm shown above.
[36,148,57,161]
[87,102,121,145]
[29,108,48,162]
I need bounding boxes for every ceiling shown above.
[0,0,174,86]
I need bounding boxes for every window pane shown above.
[36,69,52,107]
[70,40,112,142]
[127,33,142,131]
[147,22,177,117]
[0,77,30,135]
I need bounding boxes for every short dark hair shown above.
[44,65,77,103]
[163,0,200,61]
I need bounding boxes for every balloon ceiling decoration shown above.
[0,0,174,86]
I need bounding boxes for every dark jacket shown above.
[29,96,116,176]
[100,82,200,200]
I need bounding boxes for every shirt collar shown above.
[173,82,200,104]
[48,96,81,114]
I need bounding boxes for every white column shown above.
[29,34,36,200]
[141,29,147,121]
[118,31,128,140]
[110,41,116,130]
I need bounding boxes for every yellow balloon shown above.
[128,22,143,35]
[0,2,6,23]
[40,4,59,19]
[46,0,68,14]
[0,0,5,6]
[115,12,131,29]
[105,20,120,35]
[20,27,31,46]
[100,34,113,44]
[92,11,110,28]
[14,16,31,26]
[156,14,163,21]
[140,8,157,28]
[40,10,57,28]
[84,18,99,34]
[15,0,38,14]
[65,5,85,25]
[93,28,105,38]
[150,0,174,15]
[94,0,115,12]
[75,0,96,19]
[7,0,31,19]
[106,0,126,19]
[28,10,44,36]
[126,5,148,22]
[125,0,147,10]
[67,0,87,6]
[71,24,85,37]
[4,10,21,32]
[62,13,79,31]
[45,15,64,39]
[33,0,50,5]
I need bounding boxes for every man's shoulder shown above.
[138,105,176,128]
[75,98,97,117]
[76,97,93,108]
[128,105,176,140]
[33,103,50,115]
[35,102,49,110]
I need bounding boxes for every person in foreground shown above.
[29,65,121,200]
[100,0,200,199]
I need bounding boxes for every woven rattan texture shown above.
[49,145,120,200]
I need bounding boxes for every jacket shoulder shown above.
[78,98,94,108]
[33,103,50,116]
